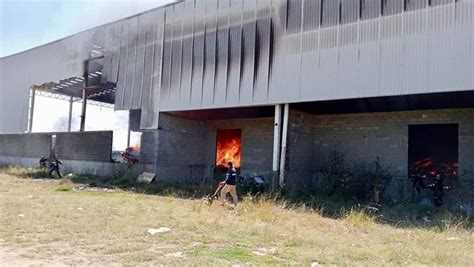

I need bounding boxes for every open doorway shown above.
[408,124,459,179]
[215,129,242,179]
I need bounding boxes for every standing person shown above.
[431,173,445,207]
[220,161,238,207]
[48,156,63,178]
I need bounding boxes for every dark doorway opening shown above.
[408,124,459,179]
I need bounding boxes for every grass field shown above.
[0,167,473,266]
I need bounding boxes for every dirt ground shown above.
[0,171,473,266]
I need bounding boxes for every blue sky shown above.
[0,0,174,57]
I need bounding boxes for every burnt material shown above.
[408,124,459,179]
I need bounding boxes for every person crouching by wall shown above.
[220,161,238,207]
[48,155,63,178]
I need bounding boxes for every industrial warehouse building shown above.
[1,0,473,202]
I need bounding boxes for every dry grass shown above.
[0,170,473,266]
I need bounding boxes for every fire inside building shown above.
[0,0,473,205]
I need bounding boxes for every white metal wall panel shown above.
[427,4,455,93]
[239,0,257,105]
[190,1,206,108]
[379,15,403,95]
[169,2,184,107]
[268,0,287,102]
[109,23,121,84]
[115,19,131,110]
[101,24,114,84]
[337,24,359,98]
[160,6,174,108]
[214,0,230,106]
[300,0,321,100]
[226,0,243,104]
[202,0,218,107]
[139,13,156,128]
[179,0,195,107]
[3,0,474,133]
[253,0,272,104]
[131,14,148,109]
[452,0,473,91]
[123,17,139,110]
[471,0,474,89]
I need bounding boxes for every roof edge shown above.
[0,0,181,60]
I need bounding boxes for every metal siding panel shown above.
[191,1,206,108]
[115,19,131,110]
[403,19,429,95]
[406,0,428,11]
[214,0,230,106]
[321,0,339,27]
[303,0,321,31]
[160,6,174,109]
[377,15,403,96]
[431,0,452,6]
[140,20,155,123]
[101,24,114,83]
[300,0,321,99]
[226,0,243,104]
[383,0,403,16]
[179,0,195,107]
[132,15,148,109]
[287,0,302,34]
[110,23,121,84]
[169,3,184,108]
[240,0,257,105]
[336,24,359,98]
[142,9,165,128]
[471,0,474,89]
[253,0,272,104]
[341,0,360,25]
[453,1,472,91]
[201,0,218,107]
[361,0,381,20]
[268,0,287,102]
[427,4,455,93]
[124,17,139,110]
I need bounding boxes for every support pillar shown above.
[279,104,289,188]
[80,61,89,132]
[80,89,87,132]
[68,96,73,132]
[271,104,283,191]
[27,87,36,133]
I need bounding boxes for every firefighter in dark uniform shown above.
[48,156,63,178]
[428,173,445,207]
[220,162,238,207]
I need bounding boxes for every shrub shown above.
[314,149,394,202]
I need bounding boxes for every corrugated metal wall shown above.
[105,0,472,118]
[2,0,473,133]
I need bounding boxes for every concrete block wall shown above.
[285,109,314,187]
[55,131,113,162]
[0,133,51,158]
[150,114,274,184]
[0,131,115,177]
[206,118,274,178]
[154,113,208,183]
[312,108,474,200]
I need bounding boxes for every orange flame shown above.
[132,145,141,153]
[216,129,241,168]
